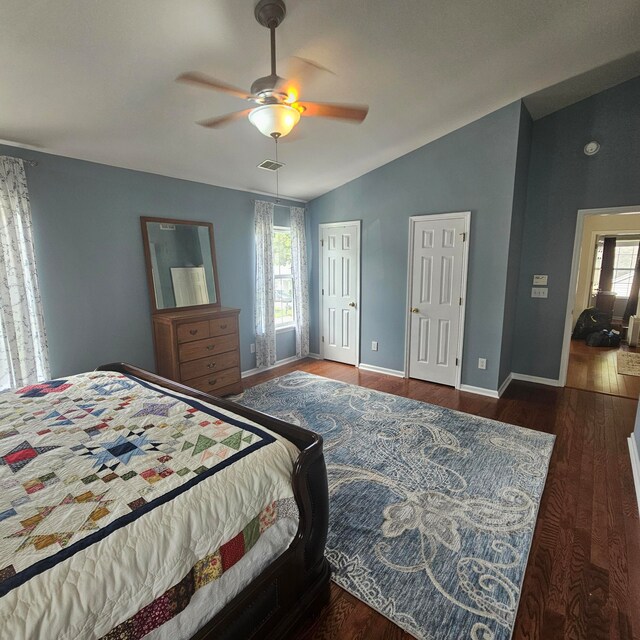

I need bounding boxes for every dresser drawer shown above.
[209,316,235,337]
[177,321,210,344]
[180,350,240,382]
[178,332,239,363]
[188,367,241,394]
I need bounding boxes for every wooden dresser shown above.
[152,307,242,396]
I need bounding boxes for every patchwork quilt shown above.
[0,371,299,639]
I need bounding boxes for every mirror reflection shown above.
[144,220,218,310]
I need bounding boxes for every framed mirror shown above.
[140,216,221,313]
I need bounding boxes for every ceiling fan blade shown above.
[297,101,369,123]
[197,109,253,129]
[276,56,334,102]
[177,72,251,100]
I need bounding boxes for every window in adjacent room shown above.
[273,226,295,329]
[611,240,640,297]
[591,237,640,298]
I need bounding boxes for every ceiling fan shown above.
[177,0,369,139]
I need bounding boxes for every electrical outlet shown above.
[371,341,378,351]
[478,358,487,370]
[531,287,548,298]
[250,343,256,354]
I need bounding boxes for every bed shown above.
[0,362,330,639]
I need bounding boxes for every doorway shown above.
[561,207,640,398]
[404,212,470,388]
[319,221,361,366]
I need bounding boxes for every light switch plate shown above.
[533,274,548,286]
[531,287,548,298]
[478,358,487,370]
[371,341,378,351]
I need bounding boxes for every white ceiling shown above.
[1,0,639,201]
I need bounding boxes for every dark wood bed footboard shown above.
[97,363,330,639]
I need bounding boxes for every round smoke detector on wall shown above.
[584,141,600,156]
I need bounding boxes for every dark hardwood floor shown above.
[566,340,640,399]
[242,358,640,640]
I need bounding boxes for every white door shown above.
[408,215,468,386]
[320,222,360,365]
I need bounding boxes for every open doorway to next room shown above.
[567,212,640,398]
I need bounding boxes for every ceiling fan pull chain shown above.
[275,137,280,204]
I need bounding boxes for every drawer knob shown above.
[207,345,214,351]
[207,363,216,369]
[208,379,217,385]
[220,324,227,329]
[189,329,198,335]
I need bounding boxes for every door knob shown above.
[411,307,419,313]
[348,302,356,307]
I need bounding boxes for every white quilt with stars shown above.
[0,371,298,639]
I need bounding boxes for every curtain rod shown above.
[251,199,306,207]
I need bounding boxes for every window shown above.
[612,241,640,297]
[591,238,640,298]
[273,226,295,328]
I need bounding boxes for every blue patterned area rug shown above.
[235,372,554,640]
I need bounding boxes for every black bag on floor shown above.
[585,329,621,347]
[572,307,612,339]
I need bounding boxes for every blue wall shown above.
[512,76,640,379]
[308,102,523,391]
[498,104,532,387]
[8,75,638,390]
[0,144,301,378]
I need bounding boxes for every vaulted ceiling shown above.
[1,0,639,200]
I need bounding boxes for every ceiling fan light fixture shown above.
[248,104,300,138]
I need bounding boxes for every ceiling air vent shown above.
[257,159,285,171]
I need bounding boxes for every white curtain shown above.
[290,206,310,357]
[0,157,49,389]
[254,200,276,367]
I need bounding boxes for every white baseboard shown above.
[458,384,500,399]
[450,374,511,399]
[510,372,562,387]
[307,352,322,360]
[628,436,640,518]
[497,373,513,397]
[357,363,405,378]
[241,355,303,379]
